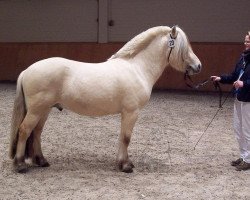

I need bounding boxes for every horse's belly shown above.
[62,99,121,116]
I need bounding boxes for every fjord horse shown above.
[10,26,201,173]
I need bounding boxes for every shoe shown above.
[235,161,250,171]
[231,158,243,166]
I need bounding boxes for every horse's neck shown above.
[133,36,169,87]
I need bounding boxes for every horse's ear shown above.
[171,25,178,38]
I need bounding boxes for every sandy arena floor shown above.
[0,83,249,200]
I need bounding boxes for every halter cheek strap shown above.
[167,34,176,62]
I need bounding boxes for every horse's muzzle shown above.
[186,64,202,75]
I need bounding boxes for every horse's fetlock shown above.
[13,156,24,165]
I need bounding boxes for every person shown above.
[211,32,250,171]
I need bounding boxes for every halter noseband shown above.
[167,33,177,62]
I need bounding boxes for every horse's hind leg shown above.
[117,109,139,173]
[27,113,50,167]
[14,112,41,173]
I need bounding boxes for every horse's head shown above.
[167,26,201,75]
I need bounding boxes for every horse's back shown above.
[23,57,96,87]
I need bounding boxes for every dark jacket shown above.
[220,50,250,102]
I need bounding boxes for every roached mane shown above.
[109,26,171,60]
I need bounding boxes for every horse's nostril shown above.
[197,64,202,71]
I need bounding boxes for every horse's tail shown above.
[9,71,26,159]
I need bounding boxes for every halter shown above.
[167,33,177,62]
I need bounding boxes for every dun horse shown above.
[9,26,201,173]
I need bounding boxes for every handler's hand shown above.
[233,80,244,89]
[210,76,221,82]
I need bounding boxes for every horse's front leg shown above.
[117,109,139,173]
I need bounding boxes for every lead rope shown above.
[183,72,234,150]
[192,82,234,150]
[192,56,248,150]
[193,88,233,150]
[184,73,223,108]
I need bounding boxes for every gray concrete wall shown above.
[0,0,98,42]
[0,0,250,42]
[108,0,250,42]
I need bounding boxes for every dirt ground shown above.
[0,83,249,200]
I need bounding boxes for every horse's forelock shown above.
[177,28,190,55]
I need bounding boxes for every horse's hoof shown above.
[130,162,135,168]
[122,165,133,173]
[13,157,28,173]
[40,161,50,168]
[34,156,50,167]
[119,161,134,173]
[15,163,29,173]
